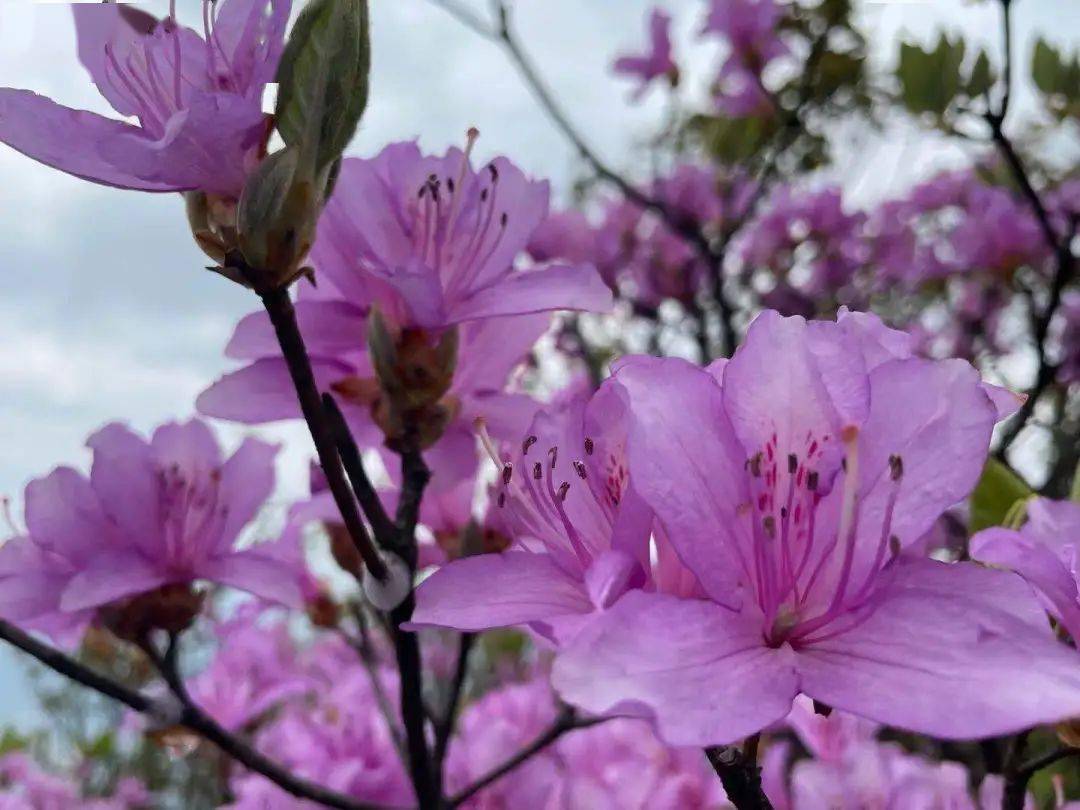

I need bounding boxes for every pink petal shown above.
[24,467,110,562]
[198,549,303,607]
[447,264,613,324]
[72,3,158,118]
[197,358,352,424]
[552,590,798,746]
[981,382,1025,421]
[60,551,170,612]
[0,89,177,191]
[216,438,279,548]
[971,526,1080,642]
[86,423,160,547]
[611,355,749,608]
[409,552,592,632]
[151,419,222,474]
[796,558,1080,739]
[225,300,369,361]
[454,313,552,393]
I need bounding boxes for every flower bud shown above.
[98,584,205,645]
[234,146,324,292]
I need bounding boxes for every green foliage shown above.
[1031,38,1080,119]
[275,0,371,172]
[969,458,1034,533]
[688,114,779,166]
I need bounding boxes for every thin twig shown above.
[323,393,399,546]
[705,738,773,810]
[433,632,475,781]
[0,619,387,810]
[258,287,388,581]
[444,707,606,808]
[983,10,1077,454]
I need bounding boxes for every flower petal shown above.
[971,526,1080,642]
[0,89,177,191]
[409,551,592,632]
[225,300,369,362]
[447,264,613,324]
[552,590,798,746]
[198,548,303,607]
[796,558,1080,739]
[86,423,160,547]
[61,551,170,612]
[197,357,352,424]
[612,355,749,608]
[217,438,279,548]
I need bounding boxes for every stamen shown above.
[557,482,570,502]
[474,417,504,469]
[1,496,20,535]
[584,437,595,456]
[548,446,558,469]
[501,463,513,486]
[497,491,506,508]
[522,435,537,455]
[532,462,542,480]
[572,460,587,479]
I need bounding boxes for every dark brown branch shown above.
[705,739,773,810]
[323,393,398,546]
[444,707,605,808]
[0,619,387,810]
[259,287,388,581]
[433,632,475,782]
[389,429,437,808]
[999,736,1080,809]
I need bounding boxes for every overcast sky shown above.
[0,0,1077,728]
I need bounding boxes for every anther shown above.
[501,463,513,486]
[584,437,595,456]
[572,460,587,479]
[787,453,798,474]
[762,515,776,538]
[532,462,542,480]
[889,535,901,557]
[548,446,558,468]
[522,435,537,455]
[889,454,904,481]
[497,491,506,508]
[557,482,570,502]
[500,212,508,228]
[488,164,499,182]
[447,177,455,193]
[807,470,819,491]
[748,453,763,477]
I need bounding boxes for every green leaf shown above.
[969,458,1034,533]
[274,0,370,172]
[1070,458,1080,503]
[965,49,994,98]
[688,114,778,165]
[896,34,967,116]
[1032,38,1061,95]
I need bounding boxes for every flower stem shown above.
[705,737,773,810]
[259,287,388,581]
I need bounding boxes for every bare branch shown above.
[0,619,389,810]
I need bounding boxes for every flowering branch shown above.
[257,285,389,581]
[0,619,386,810]
[705,739,773,810]
[426,0,741,354]
[444,706,606,808]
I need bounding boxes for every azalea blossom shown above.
[198,298,551,493]
[550,310,1080,745]
[0,0,287,195]
[445,679,729,809]
[300,139,612,333]
[764,698,1026,809]
[613,9,679,99]
[0,419,300,645]
[408,379,664,644]
[971,497,1080,643]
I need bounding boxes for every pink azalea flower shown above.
[197,300,550,493]
[971,497,1080,643]
[0,752,148,809]
[0,420,301,644]
[300,139,612,332]
[701,0,788,116]
[550,309,1080,746]
[0,0,287,196]
[408,379,657,644]
[444,679,727,809]
[226,666,411,808]
[613,9,679,99]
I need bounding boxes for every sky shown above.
[0,0,1077,728]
